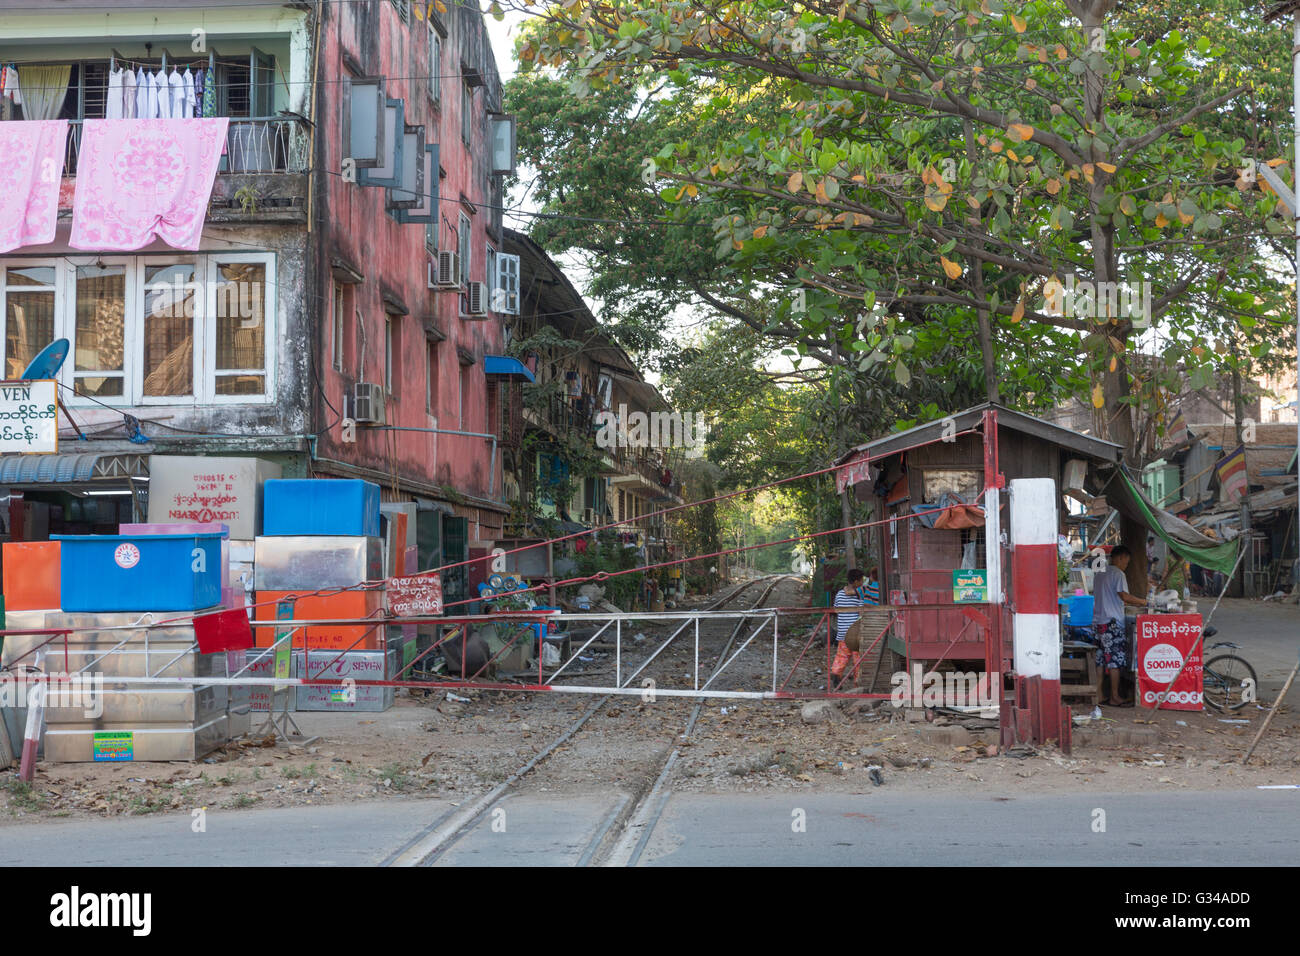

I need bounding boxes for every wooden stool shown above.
[1060,640,1099,705]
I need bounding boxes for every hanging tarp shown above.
[1102,468,1239,574]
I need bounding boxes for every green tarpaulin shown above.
[1102,469,1240,575]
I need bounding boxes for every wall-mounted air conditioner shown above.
[353,382,386,425]
[464,281,488,317]
[433,250,459,288]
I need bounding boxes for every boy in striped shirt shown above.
[832,567,879,680]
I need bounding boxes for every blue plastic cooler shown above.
[55,533,224,612]
[261,479,382,537]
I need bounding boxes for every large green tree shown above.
[511,0,1294,585]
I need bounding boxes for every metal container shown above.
[7,647,224,679]
[44,684,229,724]
[227,705,251,739]
[296,648,397,712]
[43,715,229,762]
[230,647,299,712]
[254,535,384,591]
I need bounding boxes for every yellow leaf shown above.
[413,4,424,20]
[434,0,447,13]
[966,195,981,208]
[732,239,743,251]
[973,65,984,75]
[1155,212,1170,227]
[1082,163,1095,184]
[1037,47,1048,63]
[1091,385,1105,409]
[851,174,867,182]
[787,171,803,193]
[1119,195,1135,215]
[1178,209,1194,225]
[1266,157,1285,167]
[1009,124,1034,141]
[1109,356,1117,373]
[1054,44,1068,60]
[1010,14,1027,32]
[1025,77,1037,90]
[1011,299,1025,323]
[990,140,1004,153]
[752,225,768,238]
[1097,161,1117,174]
[685,183,699,198]
[1007,149,1019,162]
[925,192,949,212]
[815,180,829,204]
[1046,178,1061,195]
[940,256,962,280]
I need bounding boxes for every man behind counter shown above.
[1092,545,1148,706]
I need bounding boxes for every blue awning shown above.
[484,354,535,382]
[0,453,148,485]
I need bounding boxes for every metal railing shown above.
[62,115,310,177]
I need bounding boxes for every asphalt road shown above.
[2,788,1296,866]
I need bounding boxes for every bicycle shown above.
[1200,626,1258,713]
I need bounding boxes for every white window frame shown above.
[485,244,497,314]
[204,252,278,405]
[0,252,276,408]
[496,252,520,315]
[428,27,442,105]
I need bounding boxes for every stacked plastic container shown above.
[1,526,251,763]
[253,479,401,712]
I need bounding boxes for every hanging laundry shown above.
[106,67,124,119]
[135,67,150,118]
[168,68,184,119]
[153,70,171,119]
[181,67,196,119]
[121,67,136,119]
[0,120,70,252]
[202,68,216,118]
[0,65,21,105]
[70,117,229,251]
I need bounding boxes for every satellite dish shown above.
[20,338,69,380]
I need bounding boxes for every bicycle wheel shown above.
[1203,654,1257,712]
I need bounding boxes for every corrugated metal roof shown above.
[0,453,145,484]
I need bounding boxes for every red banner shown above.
[1136,614,1203,710]
[387,574,443,617]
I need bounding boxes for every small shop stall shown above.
[838,405,1125,747]
[838,404,1240,747]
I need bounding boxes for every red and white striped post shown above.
[1008,478,1068,750]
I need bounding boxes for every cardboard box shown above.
[253,589,384,649]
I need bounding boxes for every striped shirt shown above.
[834,582,879,642]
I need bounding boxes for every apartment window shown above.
[485,245,497,313]
[3,265,57,380]
[428,28,442,104]
[1,254,275,404]
[391,0,410,21]
[385,316,394,395]
[426,341,438,413]
[426,218,438,257]
[461,80,473,144]
[332,283,345,372]
[456,214,471,287]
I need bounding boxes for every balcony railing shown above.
[62,116,310,177]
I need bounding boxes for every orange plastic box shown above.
[2,541,61,611]
[253,589,384,649]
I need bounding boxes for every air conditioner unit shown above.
[465,281,488,316]
[434,251,459,288]
[352,382,386,425]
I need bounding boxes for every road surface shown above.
[2,788,1295,866]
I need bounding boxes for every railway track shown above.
[380,574,792,867]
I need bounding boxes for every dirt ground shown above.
[3,577,1297,821]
